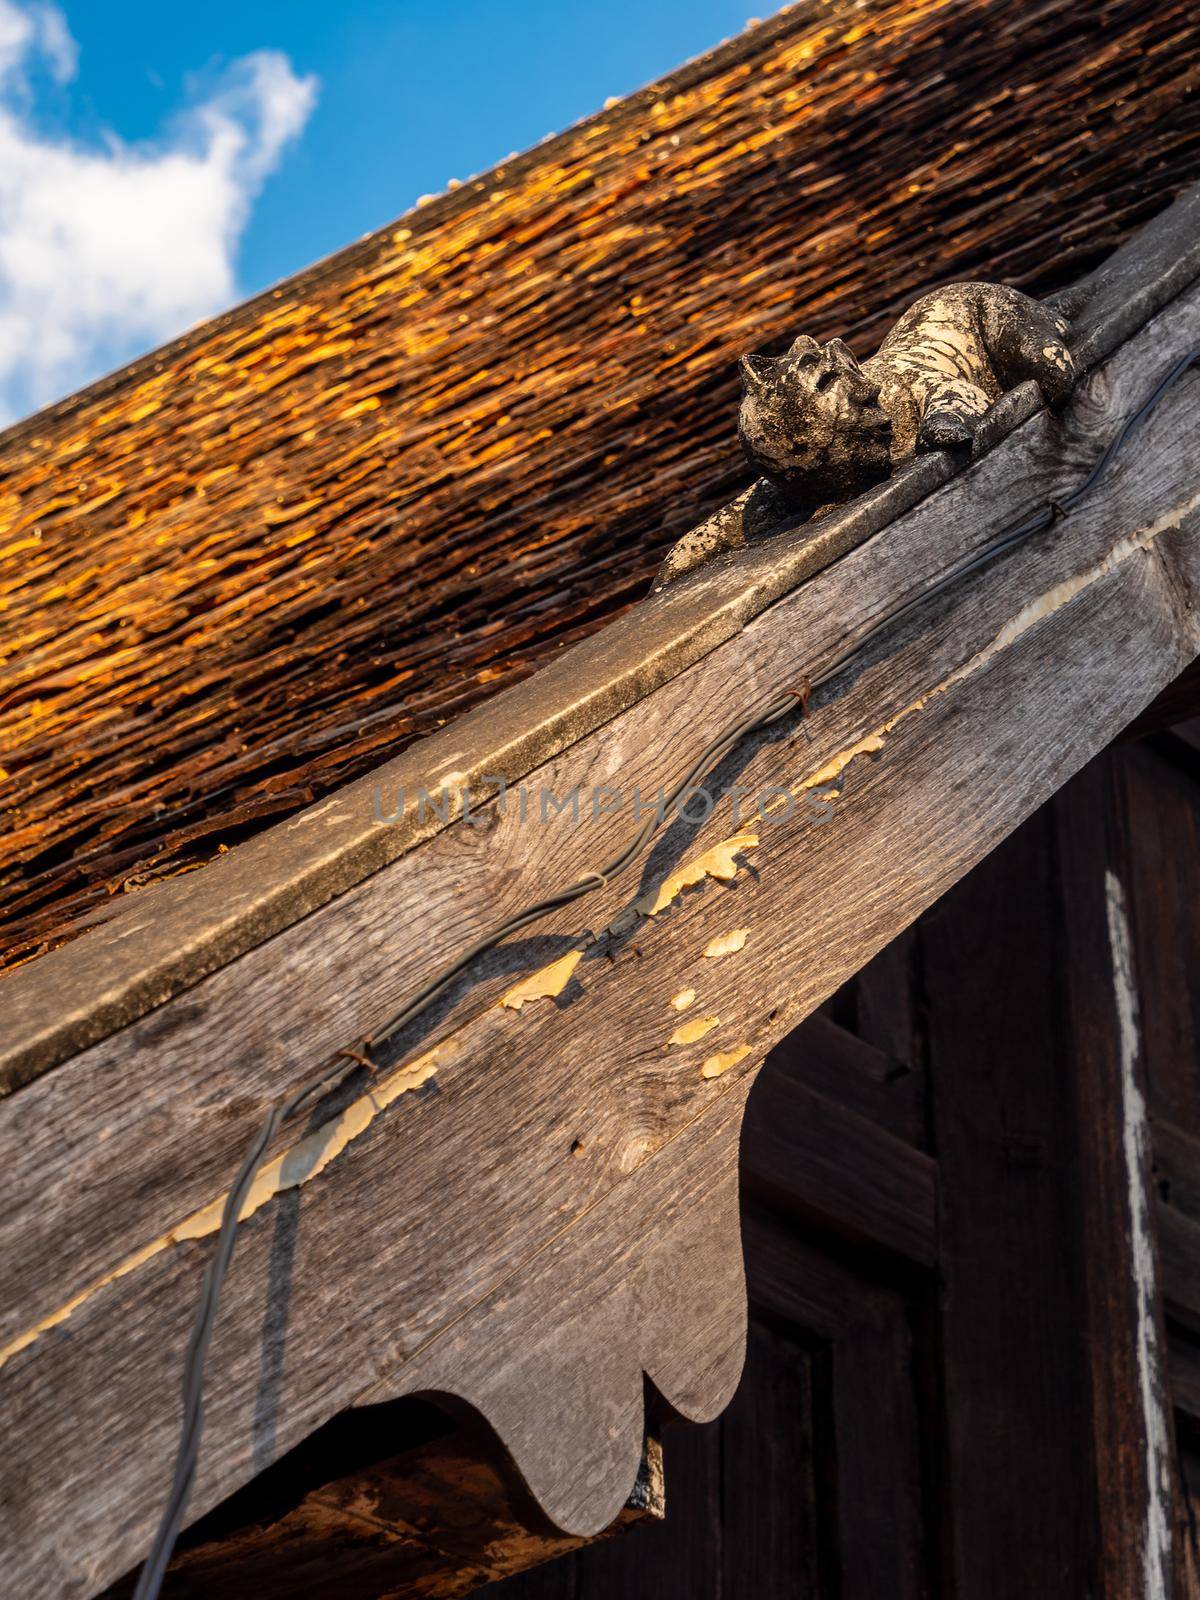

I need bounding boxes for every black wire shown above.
[132,347,1198,1597]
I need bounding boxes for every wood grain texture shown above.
[358,1077,752,1534]
[1160,1202,1200,1336]
[1120,656,1200,739]
[482,725,1200,1600]
[761,1007,925,1148]
[1107,746,1200,1134]
[2,0,1199,972]
[2,278,1200,1596]
[1155,1120,1200,1236]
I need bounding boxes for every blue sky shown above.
[0,0,770,422]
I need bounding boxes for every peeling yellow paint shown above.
[799,699,923,791]
[704,928,748,959]
[181,1046,445,1239]
[0,1040,451,1371]
[700,1046,752,1080]
[501,948,584,1010]
[670,987,697,1011]
[634,830,758,917]
[670,1013,720,1046]
[801,731,887,787]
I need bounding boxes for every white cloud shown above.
[0,2,317,424]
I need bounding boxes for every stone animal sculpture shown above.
[654,282,1076,589]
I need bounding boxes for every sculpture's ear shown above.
[785,334,821,360]
[739,353,779,387]
[823,336,863,372]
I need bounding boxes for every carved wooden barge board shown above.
[5,180,1200,1095]
[2,245,1200,1594]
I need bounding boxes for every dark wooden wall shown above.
[482,717,1200,1598]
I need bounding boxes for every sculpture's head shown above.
[737,335,893,509]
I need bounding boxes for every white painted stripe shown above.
[1106,869,1173,1600]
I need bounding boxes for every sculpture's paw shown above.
[1032,334,1076,405]
[918,409,977,452]
[998,294,1077,407]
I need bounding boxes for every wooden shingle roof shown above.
[3,0,1199,971]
